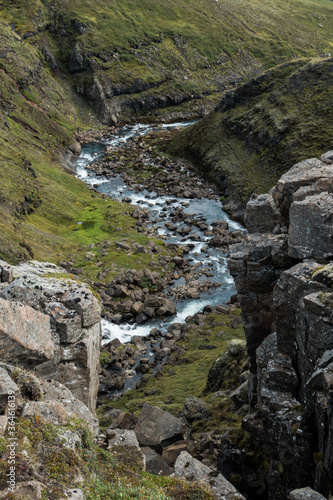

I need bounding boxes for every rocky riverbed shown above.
[73,122,245,400]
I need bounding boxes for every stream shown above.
[75,122,244,345]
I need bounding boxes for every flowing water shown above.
[75,122,244,344]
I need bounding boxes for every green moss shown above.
[103,309,246,440]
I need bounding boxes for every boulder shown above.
[116,241,131,252]
[107,429,145,470]
[162,442,191,467]
[181,395,210,421]
[173,451,245,499]
[0,481,46,499]
[134,404,186,450]
[288,193,333,259]
[107,429,140,449]
[141,447,172,476]
[0,298,53,366]
[39,380,99,436]
[245,193,282,233]
[0,260,12,283]
[288,487,327,499]
[22,401,72,427]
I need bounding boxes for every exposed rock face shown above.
[0,298,53,365]
[0,363,98,436]
[0,261,101,412]
[228,151,333,498]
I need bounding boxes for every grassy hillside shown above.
[168,57,333,214]
[0,0,333,266]
[0,0,333,122]
[0,20,170,283]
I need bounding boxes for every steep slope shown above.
[1,0,333,123]
[0,21,171,286]
[169,57,333,219]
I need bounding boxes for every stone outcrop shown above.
[228,151,333,498]
[0,363,98,436]
[0,260,101,412]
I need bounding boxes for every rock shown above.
[107,429,140,449]
[0,298,53,366]
[39,380,99,436]
[114,285,128,298]
[131,336,147,351]
[22,401,72,426]
[162,442,191,467]
[229,381,248,408]
[0,480,46,499]
[0,260,13,283]
[65,489,86,500]
[134,404,186,450]
[288,487,327,500]
[141,447,172,476]
[215,305,230,314]
[271,157,333,218]
[131,301,144,315]
[106,411,138,430]
[273,261,325,361]
[288,193,333,259]
[245,193,282,233]
[0,265,101,411]
[45,302,82,343]
[116,241,131,252]
[181,395,209,421]
[0,416,8,436]
[173,451,245,499]
[107,429,145,470]
[0,368,19,413]
[205,340,246,393]
[228,152,333,497]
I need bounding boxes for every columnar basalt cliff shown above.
[228,151,333,498]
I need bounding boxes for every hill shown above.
[0,0,333,263]
[1,0,333,124]
[169,57,333,219]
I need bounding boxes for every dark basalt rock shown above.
[228,151,333,498]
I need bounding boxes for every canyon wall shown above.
[228,151,333,498]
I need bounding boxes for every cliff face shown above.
[228,152,333,498]
[169,59,333,221]
[0,260,101,413]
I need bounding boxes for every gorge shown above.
[0,0,333,499]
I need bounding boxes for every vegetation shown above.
[0,417,213,499]
[98,309,247,437]
[169,57,333,206]
[0,0,332,263]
